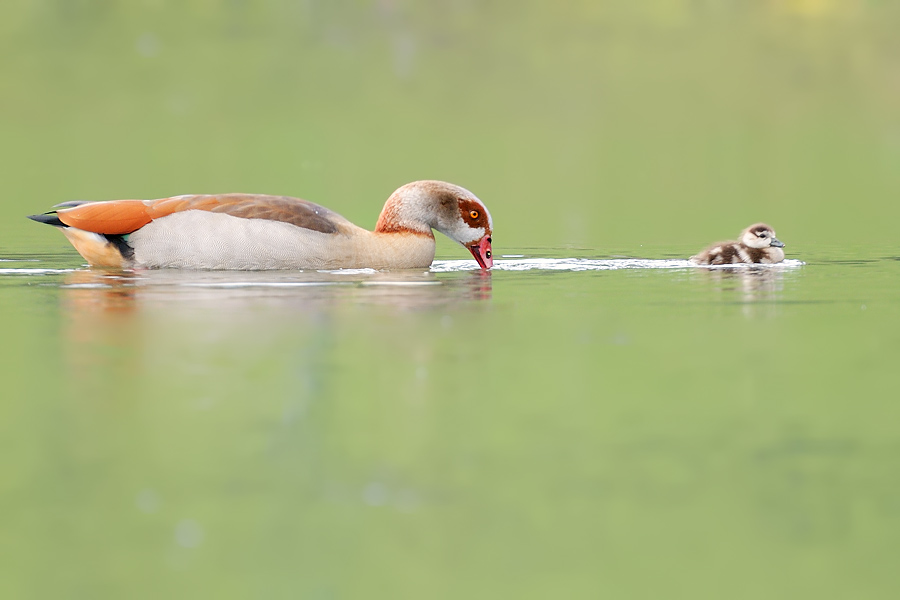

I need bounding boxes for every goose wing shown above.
[54,194,353,235]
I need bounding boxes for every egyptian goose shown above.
[690,223,785,265]
[28,180,493,270]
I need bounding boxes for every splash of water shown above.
[0,258,805,279]
[430,258,805,272]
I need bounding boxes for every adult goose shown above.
[28,180,493,270]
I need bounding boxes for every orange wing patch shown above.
[57,200,152,235]
[56,194,344,236]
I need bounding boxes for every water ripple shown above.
[0,259,805,278]
[0,268,76,275]
[431,258,805,272]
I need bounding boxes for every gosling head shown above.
[740,223,784,250]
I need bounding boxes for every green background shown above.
[2,2,899,598]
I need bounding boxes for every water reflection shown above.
[692,266,793,317]
[699,266,783,295]
[62,269,138,313]
[56,267,492,402]
[60,267,492,314]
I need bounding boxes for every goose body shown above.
[28,181,494,270]
[691,223,785,265]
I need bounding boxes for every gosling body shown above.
[691,223,785,265]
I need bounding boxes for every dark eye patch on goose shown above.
[458,198,490,231]
[757,232,768,238]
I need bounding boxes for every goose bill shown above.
[469,236,493,269]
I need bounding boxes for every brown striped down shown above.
[693,242,777,264]
[745,247,767,262]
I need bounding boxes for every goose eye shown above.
[469,210,479,219]
[758,233,768,238]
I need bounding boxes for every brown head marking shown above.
[747,223,774,237]
[458,198,491,234]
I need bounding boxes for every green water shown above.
[2,2,900,599]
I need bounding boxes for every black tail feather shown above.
[27,212,135,260]
[27,213,66,228]
[107,235,135,261]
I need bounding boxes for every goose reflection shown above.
[62,269,139,313]
[61,267,492,314]
[59,268,492,396]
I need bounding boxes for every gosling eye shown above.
[469,210,479,219]
[758,232,768,238]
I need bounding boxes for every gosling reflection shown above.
[694,266,786,316]
[704,267,781,294]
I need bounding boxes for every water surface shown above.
[3,1,900,598]
[2,246,898,598]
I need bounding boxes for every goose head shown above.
[740,223,784,250]
[376,180,494,269]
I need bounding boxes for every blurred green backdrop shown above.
[3,0,899,252]
[2,2,900,599]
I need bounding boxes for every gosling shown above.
[690,223,785,265]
